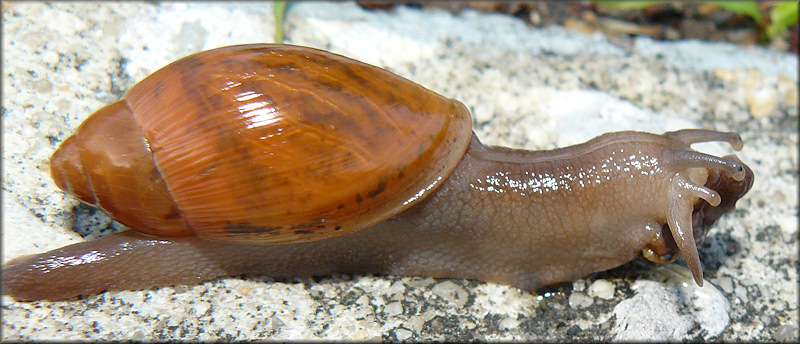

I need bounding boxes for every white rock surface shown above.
[2,2,796,341]
[612,278,730,341]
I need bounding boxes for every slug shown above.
[1,44,754,301]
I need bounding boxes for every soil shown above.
[358,1,799,54]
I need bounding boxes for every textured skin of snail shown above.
[1,44,754,301]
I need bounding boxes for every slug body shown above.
[2,44,753,300]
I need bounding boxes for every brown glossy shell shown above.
[49,44,473,244]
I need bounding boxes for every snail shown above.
[2,44,754,301]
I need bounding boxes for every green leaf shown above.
[274,1,288,43]
[713,1,763,24]
[767,1,799,40]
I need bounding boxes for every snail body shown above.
[2,44,753,300]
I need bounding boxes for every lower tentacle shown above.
[667,173,705,286]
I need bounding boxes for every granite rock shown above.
[2,2,796,341]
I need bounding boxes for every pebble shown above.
[568,292,593,309]
[746,87,778,118]
[430,281,468,308]
[588,280,615,300]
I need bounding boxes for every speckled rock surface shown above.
[2,2,797,341]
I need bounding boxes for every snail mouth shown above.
[691,155,754,243]
[644,157,754,265]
